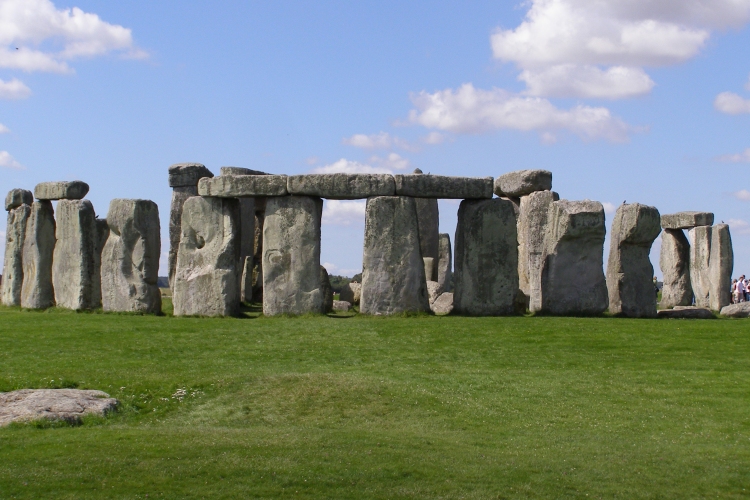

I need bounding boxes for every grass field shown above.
[1,302,749,499]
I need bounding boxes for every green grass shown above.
[1,304,749,499]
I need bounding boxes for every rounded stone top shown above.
[34,181,89,200]
[413,168,423,174]
[494,169,552,198]
[168,163,214,187]
[5,188,33,211]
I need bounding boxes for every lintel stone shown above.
[168,163,214,188]
[394,174,493,199]
[5,189,33,211]
[494,170,552,197]
[287,173,395,199]
[661,211,714,229]
[198,175,288,198]
[34,181,89,201]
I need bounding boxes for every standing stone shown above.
[252,207,265,302]
[101,199,161,314]
[320,266,333,314]
[52,200,101,310]
[423,257,435,283]
[360,196,430,315]
[21,201,56,309]
[262,196,326,316]
[606,203,661,317]
[5,189,33,211]
[437,233,452,293]
[339,282,361,305]
[688,226,711,308]
[412,168,439,278]
[220,167,257,303]
[173,196,240,317]
[659,229,692,308]
[518,190,558,310]
[2,203,31,306]
[453,198,519,316]
[708,224,733,311]
[536,200,608,315]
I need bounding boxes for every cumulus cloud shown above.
[714,91,750,114]
[322,262,361,277]
[519,65,654,99]
[313,153,411,175]
[731,189,750,201]
[0,123,9,134]
[343,131,418,152]
[322,200,366,226]
[602,202,617,214]
[716,148,750,162]
[0,78,31,99]
[728,218,750,235]
[0,150,25,169]
[421,131,447,145]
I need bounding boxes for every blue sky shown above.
[1,0,749,278]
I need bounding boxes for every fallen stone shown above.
[606,203,661,318]
[437,233,452,292]
[494,170,552,197]
[719,302,750,318]
[5,189,33,211]
[423,258,435,283]
[173,196,240,317]
[394,174,493,199]
[688,226,711,308]
[431,292,454,316]
[427,280,443,304]
[321,265,334,313]
[34,181,90,201]
[0,389,117,427]
[287,173,395,199]
[535,200,608,315]
[21,201,56,309]
[2,204,31,306]
[339,282,361,305]
[220,166,268,176]
[199,175,288,197]
[101,199,161,314]
[659,229,692,308]
[657,307,714,319]
[453,198,519,316]
[332,300,351,312]
[708,224,733,311]
[360,196,430,315]
[518,190,558,310]
[168,162,214,188]
[661,211,714,230]
[262,196,326,315]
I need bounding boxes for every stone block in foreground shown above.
[661,211,714,230]
[5,188,33,211]
[657,307,714,319]
[21,201,56,309]
[168,162,214,187]
[708,224,733,311]
[1,204,31,306]
[394,174,493,199]
[659,229,692,308]
[287,173,395,199]
[34,181,89,201]
[0,389,117,427]
[720,302,750,318]
[494,169,552,198]
[199,175,288,197]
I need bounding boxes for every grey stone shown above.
[95,218,109,257]
[661,211,714,230]
[101,199,161,314]
[5,189,33,211]
[423,258,435,283]
[262,196,325,316]
[339,282,361,305]
[360,196,430,315]
[20,201,56,309]
[1,204,31,306]
[34,181,89,201]
[453,198,519,316]
[52,200,101,310]
[518,190,558,310]
[168,163,213,188]
[252,212,265,302]
[431,292,454,316]
[535,200,608,315]
[321,265,334,313]
[168,186,198,290]
[494,170,552,197]
[394,174,493,199]
[659,229,692,308]
[657,307,714,319]
[333,300,351,312]
[0,389,117,427]
[720,302,750,318]
[606,203,661,318]
[220,167,268,176]
[237,198,256,303]
[173,196,240,317]
[240,256,253,303]
[427,280,443,304]
[437,233,452,293]
[688,226,711,308]
[708,224,733,311]
[287,173,395,199]
[416,198,439,277]
[199,175,288,198]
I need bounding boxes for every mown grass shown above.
[0,303,749,499]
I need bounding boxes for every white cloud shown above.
[343,132,418,152]
[421,131,447,145]
[322,200,366,226]
[520,65,654,99]
[407,83,632,142]
[369,153,410,172]
[728,219,750,235]
[322,262,361,277]
[0,151,25,169]
[0,123,9,134]
[602,202,617,214]
[714,91,750,114]
[731,189,750,201]
[313,153,411,175]
[716,148,750,162]
[0,78,31,99]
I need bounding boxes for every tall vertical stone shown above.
[659,229,692,308]
[518,190,558,311]
[453,198,519,316]
[708,224,733,311]
[536,200,608,315]
[688,226,711,308]
[220,167,258,303]
[21,201,56,309]
[101,199,161,314]
[174,196,240,317]
[360,196,429,315]
[412,169,439,280]
[262,196,326,316]
[606,203,661,317]
[2,203,31,306]
[437,233,452,292]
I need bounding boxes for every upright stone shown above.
[659,229,692,308]
[101,199,161,314]
[2,203,31,306]
[606,203,661,317]
[453,198,519,316]
[320,266,334,314]
[360,196,429,315]
[262,196,326,316]
[173,196,240,317]
[436,233,452,292]
[708,224,733,311]
[52,200,100,310]
[220,167,258,303]
[536,200,608,315]
[410,169,439,278]
[5,189,33,211]
[21,201,56,309]
[518,190,558,310]
[688,226,711,308]
[252,203,266,302]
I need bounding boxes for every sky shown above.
[0,0,749,279]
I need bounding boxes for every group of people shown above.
[732,275,749,304]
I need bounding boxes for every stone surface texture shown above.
[168,163,214,187]
[220,167,268,176]
[606,203,661,317]
[332,300,351,312]
[34,181,89,201]
[394,174,493,199]
[262,196,326,316]
[360,196,430,315]
[423,258,435,283]
[536,200,608,315]
[416,201,439,278]
[518,190,558,309]
[427,280,443,304]
[199,175,288,198]
[659,229,692,308]
[5,189,33,211]
[321,265,334,313]
[431,292,454,316]
[173,196,240,317]
[453,198,519,316]
[0,389,117,426]
[657,307,714,319]
[661,211,714,230]
[494,170,552,197]
[708,224,733,311]
[287,173,395,199]
[21,201,56,309]
[236,198,256,303]
[688,226,712,308]
[101,199,161,314]
[168,186,198,290]
[339,282,361,305]
[437,233,452,293]
[2,204,31,306]
[720,302,750,318]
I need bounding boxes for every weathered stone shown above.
[535,200,608,315]
[199,175,288,197]
[453,198,519,316]
[427,280,443,304]
[333,300,351,312]
[20,201,56,309]
[688,226,711,308]
[394,174,493,199]
[168,162,213,188]
[661,211,714,230]
[287,173,395,199]
[5,188,32,211]
[321,266,333,313]
[423,258,435,283]
[431,292,454,316]
[606,203,661,318]
[437,233,452,293]
[708,224,733,311]
[262,196,325,315]
[34,181,89,200]
[240,256,254,303]
[720,302,750,318]
[236,198,256,303]
[657,307,714,319]
[360,196,430,315]
[518,190,558,310]
[168,186,197,290]
[174,196,240,317]
[95,218,109,257]
[1,204,31,306]
[0,389,117,427]
[494,170,552,197]
[339,282,361,305]
[416,198,439,276]
[659,229,692,308]
[252,211,265,302]
[220,166,268,176]
[101,199,161,314]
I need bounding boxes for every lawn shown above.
[0,303,749,499]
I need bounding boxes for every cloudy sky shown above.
[0,0,749,278]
